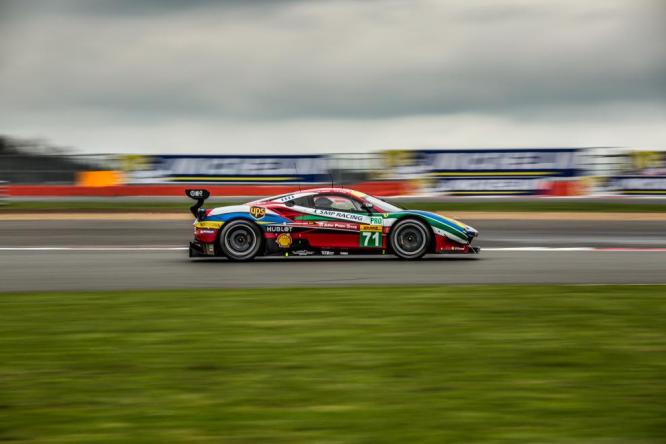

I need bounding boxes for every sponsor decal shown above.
[265,225,293,233]
[271,192,315,203]
[292,250,315,256]
[193,221,223,229]
[273,194,296,203]
[317,221,359,231]
[370,216,383,225]
[250,206,266,219]
[276,233,293,248]
[360,224,382,232]
[360,231,382,247]
[313,209,365,222]
[321,250,335,256]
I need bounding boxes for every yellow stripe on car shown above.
[194,221,224,229]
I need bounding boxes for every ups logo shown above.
[250,206,266,219]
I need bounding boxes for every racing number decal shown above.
[360,231,381,248]
[359,216,383,247]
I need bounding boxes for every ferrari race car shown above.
[187,187,479,260]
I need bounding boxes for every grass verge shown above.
[3,199,666,213]
[1,285,665,443]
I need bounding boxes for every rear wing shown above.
[185,189,210,218]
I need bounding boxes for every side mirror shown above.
[361,202,374,213]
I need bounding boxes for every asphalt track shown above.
[1,219,665,291]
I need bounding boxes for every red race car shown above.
[187,187,479,260]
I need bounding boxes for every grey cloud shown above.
[0,0,665,153]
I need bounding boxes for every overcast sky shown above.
[1,0,665,154]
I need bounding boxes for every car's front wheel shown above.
[219,220,262,261]
[389,218,431,260]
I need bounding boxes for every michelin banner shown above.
[121,155,330,184]
[386,149,582,195]
[607,151,666,195]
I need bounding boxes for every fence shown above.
[2,148,665,197]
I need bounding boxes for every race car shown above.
[187,187,479,260]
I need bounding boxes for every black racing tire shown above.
[389,218,431,260]
[218,219,262,261]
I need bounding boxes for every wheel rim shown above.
[225,226,256,255]
[393,223,427,256]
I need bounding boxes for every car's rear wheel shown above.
[390,218,430,260]
[219,220,262,261]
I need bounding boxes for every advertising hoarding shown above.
[392,149,582,195]
[121,155,330,184]
[607,151,666,194]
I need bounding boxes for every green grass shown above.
[1,285,665,443]
[3,199,666,212]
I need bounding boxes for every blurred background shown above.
[1,135,665,199]
[1,0,665,203]
[1,1,665,443]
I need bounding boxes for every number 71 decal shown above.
[360,231,381,248]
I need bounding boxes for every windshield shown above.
[364,195,405,212]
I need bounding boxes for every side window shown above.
[313,194,363,212]
[289,195,312,207]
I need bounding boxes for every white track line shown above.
[483,247,594,251]
[0,247,188,251]
[0,246,665,252]
[483,247,666,252]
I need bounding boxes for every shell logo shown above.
[276,233,292,248]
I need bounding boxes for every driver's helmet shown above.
[314,196,334,209]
